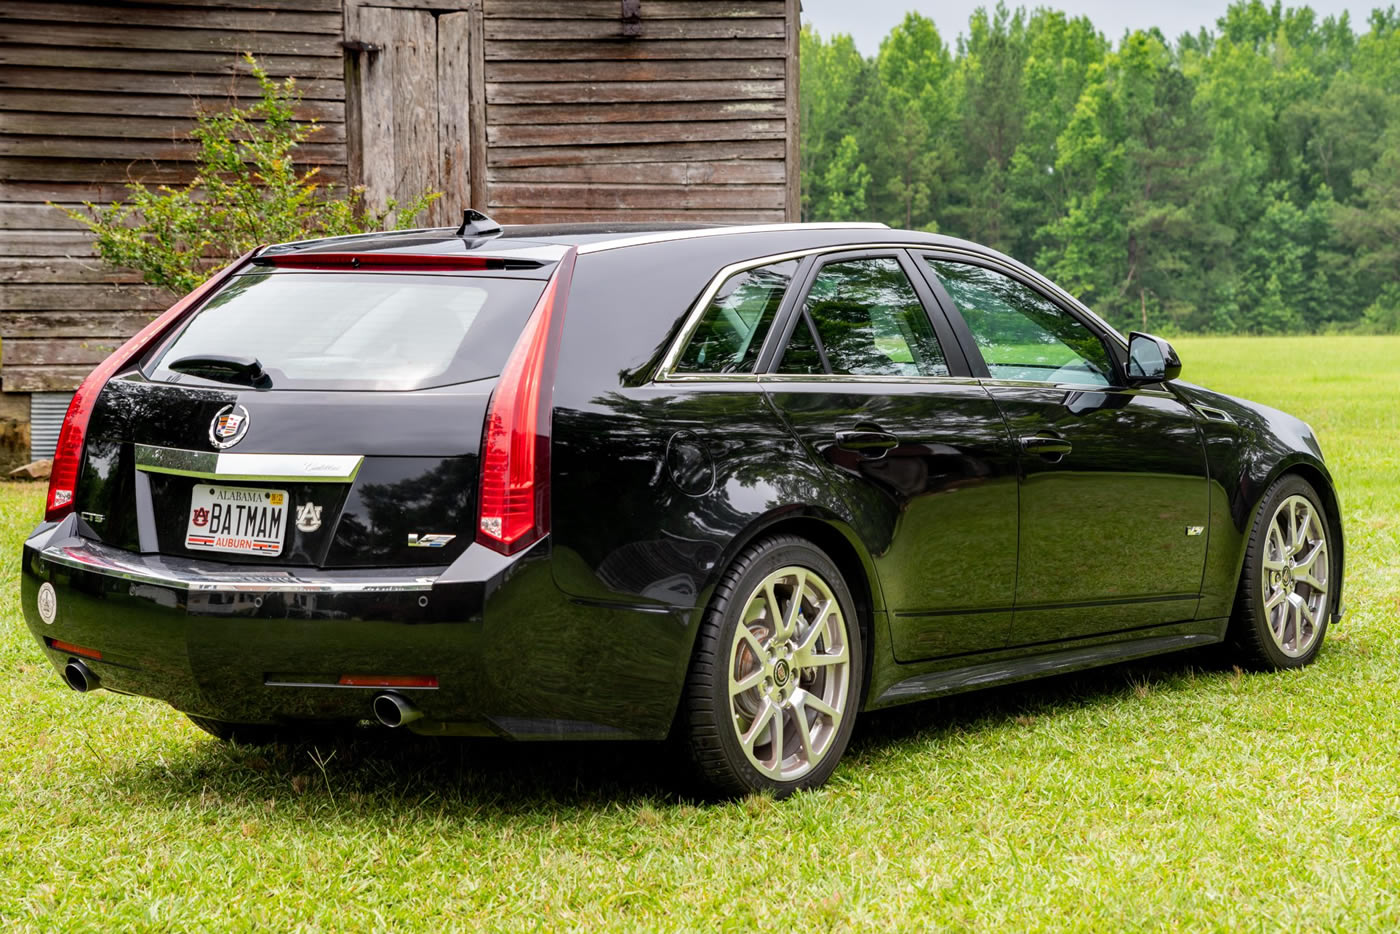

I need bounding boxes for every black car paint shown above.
[20,224,1344,741]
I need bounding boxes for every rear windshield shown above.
[147,272,546,391]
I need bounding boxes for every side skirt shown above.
[869,619,1228,709]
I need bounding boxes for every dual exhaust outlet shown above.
[60,660,423,729]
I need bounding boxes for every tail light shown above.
[476,249,578,555]
[44,251,257,521]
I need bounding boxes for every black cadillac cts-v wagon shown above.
[21,217,1343,796]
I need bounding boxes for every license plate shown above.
[185,485,288,556]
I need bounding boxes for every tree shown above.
[63,56,438,294]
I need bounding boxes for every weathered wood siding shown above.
[0,0,347,393]
[0,0,797,398]
[480,0,795,224]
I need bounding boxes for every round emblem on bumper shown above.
[37,582,57,625]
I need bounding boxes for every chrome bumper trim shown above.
[135,444,363,483]
[37,538,437,594]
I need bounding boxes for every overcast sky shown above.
[799,0,1379,54]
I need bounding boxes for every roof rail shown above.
[576,222,889,254]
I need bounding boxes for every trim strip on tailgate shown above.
[135,444,363,483]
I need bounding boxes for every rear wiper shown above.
[167,354,273,389]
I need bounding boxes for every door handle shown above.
[835,429,900,455]
[1020,435,1073,459]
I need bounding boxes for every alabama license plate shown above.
[185,485,288,556]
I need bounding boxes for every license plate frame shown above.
[185,484,289,557]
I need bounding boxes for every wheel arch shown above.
[1262,457,1346,623]
[686,506,887,708]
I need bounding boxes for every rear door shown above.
[759,250,1020,660]
[74,266,551,569]
[915,254,1209,645]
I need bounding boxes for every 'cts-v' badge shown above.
[408,533,456,548]
[209,404,251,449]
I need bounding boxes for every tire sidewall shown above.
[703,539,864,796]
[1242,475,1332,669]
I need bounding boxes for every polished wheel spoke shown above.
[792,700,816,761]
[737,625,767,659]
[730,667,764,697]
[796,642,848,670]
[741,701,776,755]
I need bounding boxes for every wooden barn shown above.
[0,0,799,470]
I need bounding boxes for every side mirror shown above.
[1126,332,1182,385]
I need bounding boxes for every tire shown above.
[680,535,864,799]
[1225,474,1335,670]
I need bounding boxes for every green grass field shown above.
[2,335,1398,930]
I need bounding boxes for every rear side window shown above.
[673,260,798,374]
[148,272,546,391]
[781,257,948,378]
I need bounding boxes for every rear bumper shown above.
[20,518,696,740]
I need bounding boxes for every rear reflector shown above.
[337,675,439,688]
[44,250,258,521]
[256,252,536,271]
[476,248,578,555]
[47,639,102,660]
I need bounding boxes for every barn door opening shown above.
[345,5,482,227]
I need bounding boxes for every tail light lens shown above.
[44,251,257,521]
[476,249,577,555]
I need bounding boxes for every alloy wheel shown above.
[1261,494,1329,658]
[727,566,851,782]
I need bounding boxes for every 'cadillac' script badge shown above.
[209,404,251,449]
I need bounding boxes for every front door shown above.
[918,255,1210,646]
[761,251,1020,661]
[345,5,476,225]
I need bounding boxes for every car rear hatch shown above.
[70,253,560,569]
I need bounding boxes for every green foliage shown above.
[802,2,1400,334]
[63,56,439,295]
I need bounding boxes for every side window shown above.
[780,257,948,378]
[924,259,1114,387]
[673,260,798,374]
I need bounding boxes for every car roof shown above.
[259,221,911,258]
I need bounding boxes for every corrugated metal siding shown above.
[29,391,73,461]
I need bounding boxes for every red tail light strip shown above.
[257,252,524,271]
[337,675,439,688]
[44,250,258,521]
[475,248,578,555]
[47,639,102,661]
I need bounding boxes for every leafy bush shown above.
[63,55,439,294]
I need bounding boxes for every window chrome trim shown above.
[758,374,981,386]
[38,538,437,594]
[135,444,363,483]
[577,222,889,255]
[979,377,1178,398]
[655,242,954,383]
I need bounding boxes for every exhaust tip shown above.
[63,659,98,693]
[372,692,422,729]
